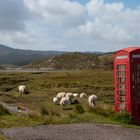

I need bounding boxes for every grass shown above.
[0,69,139,129]
[0,135,9,140]
[0,105,10,116]
[74,104,85,114]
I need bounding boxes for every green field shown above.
[0,69,137,130]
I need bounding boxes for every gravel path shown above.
[1,123,140,140]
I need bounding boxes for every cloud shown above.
[65,0,140,51]
[24,0,86,28]
[0,0,140,51]
[86,0,124,17]
[0,0,29,31]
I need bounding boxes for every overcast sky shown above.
[0,0,140,52]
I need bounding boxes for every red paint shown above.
[114,46,140,124]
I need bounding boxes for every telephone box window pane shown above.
[138,91,140,103]
[138,86,140,90]
[137,64,140,103]
[117,71,126,76]
[118,77,125,83]
[137,77,140,83]
[137,64,140,71]
[138,91,140,97]
[117,65,126,71]
[118,97,126,102]
[117,90,126,95]
[118,103,125,110]
[117,84,126,90]
[132,73,135,81]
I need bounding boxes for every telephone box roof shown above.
[122,47,140,52]
[115,46,140,55]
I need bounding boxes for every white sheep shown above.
[56,92,66,100]
[73,93,79,98]
[80,92,87,98]
[60,97,71,106]
[53,97,59,105]
[18,85,28,94]
[65,92,73,103]
[88,94,97,108]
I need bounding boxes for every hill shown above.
[98,52,114,69]
[25,52,114,70]
[0,44,114,68]
[0,44,65,66]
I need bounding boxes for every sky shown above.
[0,0,140,52]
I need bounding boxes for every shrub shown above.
[111,112,132,124]
[74,104,85,114]
[40,106,49,115]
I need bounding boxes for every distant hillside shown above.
[0,44,114,68]
[25,52,103,70]
[25,52,114,70]
[0,44,66,66]
[98,52,114,69]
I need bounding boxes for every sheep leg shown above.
[91,101,95,108]
[93,101,96,106]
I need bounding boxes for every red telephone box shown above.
[114,46,140,123]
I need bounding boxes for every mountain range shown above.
[0,44,114,69]
[0,44,66,66]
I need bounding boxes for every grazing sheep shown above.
[80,92,87,98]
[66,92,73,103]
[18,85,28,94]
[53,97,59,105]
[73,93,79,98]
[88,94,97,108]
[56,92,66,100]
[60,97,71,106]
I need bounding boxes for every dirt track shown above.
[1,123,140,140]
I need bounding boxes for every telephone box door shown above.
[116,64,127,111]
[132,62,140,122]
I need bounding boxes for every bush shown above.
[111,112,132,124]
[74,104,85,114]
[40,106,49,115]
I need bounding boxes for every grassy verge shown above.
[0,135,9,140]
[0,70,139,129]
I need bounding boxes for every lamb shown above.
[88,94,97,108]
[18,85,28,94]
[80,92,87,98]
[73,93,79,98]
[56,92,66,101]
[53,97,59,105]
